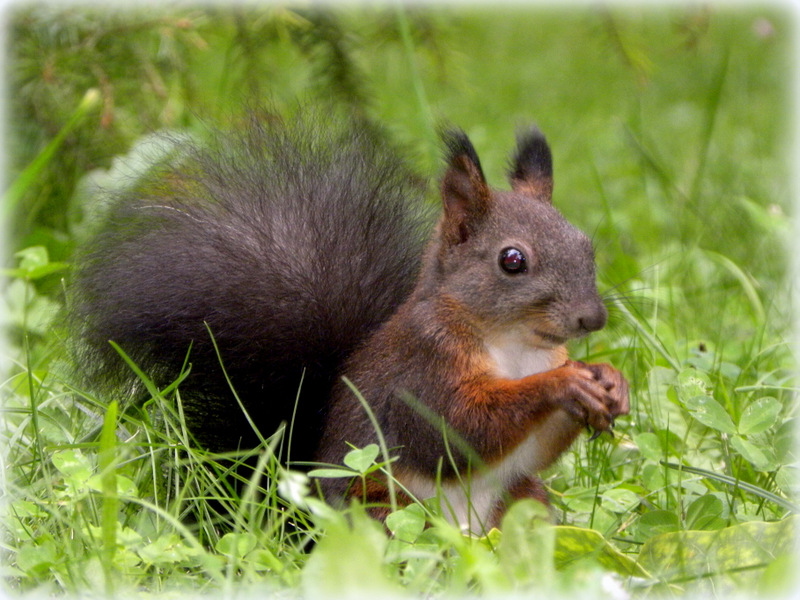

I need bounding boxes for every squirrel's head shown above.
[431,127,606,349]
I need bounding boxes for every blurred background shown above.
[5,4,792,341]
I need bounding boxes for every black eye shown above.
[499,247,527,274]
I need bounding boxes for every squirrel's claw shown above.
[587,421,614,441]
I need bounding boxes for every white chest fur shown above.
[403,429,554,533]
[401,329,566,533]
[484,327,560,379]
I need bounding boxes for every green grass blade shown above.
[3,88,100,219]
[108,341,165,402]
[689,49,729,205]
[612,296,681,372]
[98,399,118,597]
[204,322,269,448]
[701,249,765,323]
[394,2,437,162]
[661,461,798,514]
[341,376,397,513]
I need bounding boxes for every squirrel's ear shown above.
[509,127,553,201]
[440,129,491,246]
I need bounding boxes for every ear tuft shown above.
[508,126,553,200]
[442,129,485,179]
[438,128,491,246]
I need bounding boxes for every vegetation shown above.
[3,4,795,598]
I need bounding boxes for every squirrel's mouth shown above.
[532,329,567,347]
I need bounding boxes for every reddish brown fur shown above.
[488,476,551,528]
[510,178,553,200]
[348,477,414,522]
[318,129,629,529]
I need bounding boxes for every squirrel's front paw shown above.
[567,360,630,419]
[546,364,616,434]
[565,361,629,440]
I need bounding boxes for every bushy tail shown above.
[69,110,432,459]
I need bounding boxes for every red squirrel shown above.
[70,111,628,531]
[317,129,629,529]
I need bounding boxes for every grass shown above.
[2,4,797,598]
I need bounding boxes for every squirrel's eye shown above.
[499,247,527,274]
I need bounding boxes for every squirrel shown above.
[70,110,629,532]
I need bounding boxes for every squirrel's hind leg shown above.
[340,476,414,523]
[488,476,551,529]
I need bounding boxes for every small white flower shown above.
[277,470,310,507]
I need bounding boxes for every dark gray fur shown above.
[69,112,433,460]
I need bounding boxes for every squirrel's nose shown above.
[574,302,607,334]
